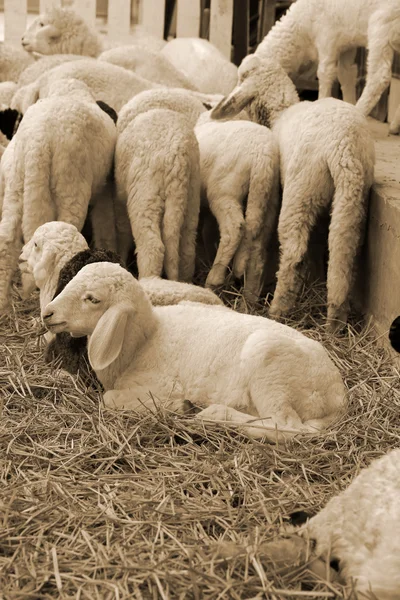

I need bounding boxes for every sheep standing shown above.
[42,261,346,441]
[253,0,400,119]
[211,56,375,331]
[0,79,116,311]
[195,119,280,299]
[115,89,204,282]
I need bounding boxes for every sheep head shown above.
[19,221,88,300]
[42,262,156,371]
[211,55,299,127]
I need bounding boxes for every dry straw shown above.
[1,281,399,599]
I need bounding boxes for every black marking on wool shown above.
[96,100,118,124]
[0,108,23,140]
[389,315,400,353]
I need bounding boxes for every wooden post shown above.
[209,0,234,60]
[39,0,62,12]
[69,0,97,28]
[4,0,26,45]
[259,0,276,41]
[141,0,165,39]
[232,0,248,66]
[108,0,131,41]
[176,0,201,38]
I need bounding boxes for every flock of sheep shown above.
[0,0,400,597]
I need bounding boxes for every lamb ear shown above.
[88,303,133,371]
[210,82,256,120]
[46,25,62,41]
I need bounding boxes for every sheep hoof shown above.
[389,122,400,136]
[205,269,225,288]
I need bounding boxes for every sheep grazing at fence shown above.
[211,56,375,331]
[0,78,117,312]
[42,261,346,440]
[115,88,204,281]
[194,119,280,300]
[253,0,400,120]
[217,449,400,599]
[0,42,34,83]
[11,58,160,115]
[161,37,238,96]
[98,46,197,91]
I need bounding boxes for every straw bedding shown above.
[0,281,399,599]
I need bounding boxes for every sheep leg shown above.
[179,160,201,282]
[54,169,92,233]
[269,181,322,318]
[103,382,188,415]
[129,198,165,279]
[337,48,358,104]
[389,103,400,135]
[114,196,134,264]
[90,179,117,252]
[206,194,245,288]
[316,48,338,98]
[356,15,394,116]
[0,186,23,310]
[326,169,368,332]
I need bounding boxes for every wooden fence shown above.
[2,0,235,59]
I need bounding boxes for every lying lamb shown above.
[0,78,116,311]
[254,0,400,119]
[217,449,400,598]
[195,118,280,300]
[211,56,375,331]
[20,221,222,374]
[115,89,203,281]
[42,262,346,442]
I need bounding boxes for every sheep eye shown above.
[85,294,100,304]
[39,21,44,27]
[34,242,38,249]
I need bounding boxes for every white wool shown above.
[194,118,280,300]
[42,261,346,442]
[0,43,34,83]
[211,56,375,331]
[0,78,116,311]
[253,0,400,118]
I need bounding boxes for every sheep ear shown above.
[210,83,255,120]
[88,303,133,371]
[33,246,56,288]
[46,25,61,41]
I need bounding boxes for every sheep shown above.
[253,0,400,119]
[0,78,117,311]
[98,46,197,91]
[42,261,346,441]
[211,56,375,331]
[20,221,222,374]
[115,89,203,281]
[389,316,400,352]
[0,42,34,83]
[11,58,160,115]
[194,119,280,300]
[21,6,165,58]
[161,37,238,96]
[218,449,400,598]
[17,54,86,87]
[0,82,18,107]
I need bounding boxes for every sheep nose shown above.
[42,309,54,321]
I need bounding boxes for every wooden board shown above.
[176,0,201,38]
[70,0,97,28]
[4,0,26,45]
[108,0,131,40]
[39,0,61,12]
[141,0,165,39]
[209,0,234,59]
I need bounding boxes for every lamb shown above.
[0,42,34,83]
[17,54,86,87]
[218,449,400,598]
[0,78,117,311]
[115,89,203,281]
[11,58,160,114]
[194,119,280,299]
[161,37,238,96]
[21,6,165,58]
[253,0,400,119]
[42,261,346,442]
[211,56,375,331]
[98,46,197,91]
[20,221,222,375]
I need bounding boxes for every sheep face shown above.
[211,55,299,127]
[21,14,62,55]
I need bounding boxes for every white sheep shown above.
[161,37,238,96]
[98,46,197,91]
[21,6,165,58]
[0,42,34,83]
[0,82,18,108]
[195,118,280,300]
[115,89,204,282]
[211,56,375,331]
[42,261,346,441]
[254,0,400,119]
[218,449,400,598]
[11,58,160,114]
[17,54,86,87]
[0,78,116,311]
